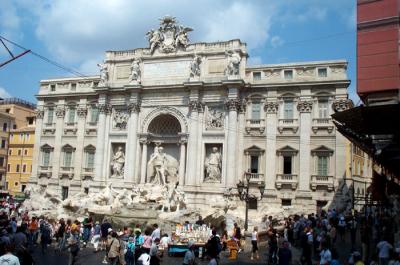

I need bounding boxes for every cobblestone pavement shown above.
[31,233,356,265]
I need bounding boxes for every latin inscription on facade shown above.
[143,61,191,80]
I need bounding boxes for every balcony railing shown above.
[278,119,298,133]
[312,118,334,133]
[39,165,52,171]
[244,172,264,181]
[83,167,94,173]
[275,174,298,190]
[245,119,265,134]
[310,175,334,191]
[60,166,74,172]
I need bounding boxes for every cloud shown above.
[0,87,12,99]
[270,36,284,48]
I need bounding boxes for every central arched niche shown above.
[147,114,181,136]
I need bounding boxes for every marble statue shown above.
[175,25,193,48]
[207,108,224,129]
[97,61,109,85]
[189,55,202,78]
[205,147,222,182]
[147,145,179,185]
[111,146,125,178]
[146,28,163,54]
[225,51,241,76]
[130,59,141,84]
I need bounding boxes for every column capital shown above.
[55,106,65,118]
[128,102,141,114]
[189,100,204,112]
[238,99,247,113]
[264,102,279,114]
[98,103,112,114]
[332,99,353,112]
[77,106,88,118]
[297,101,313,113]
[35,108,45,119]
[224,99,240,111]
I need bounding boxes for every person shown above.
[338,216,346,240]
[377,238,393,265]
[125,237,135,265]
[142,230,152,254]
[28,217,38,247]
[107,231,121,265]
[233,223,242,251]
[138,252,151,265]
[195,216,204,226]
[354,251,365,265]
[300,227,313,265]
[0,243,20,265]
[269,229,278,265]
[40,220,51,254]
[206,229,221,261]
[91,221,101,252]
[56,218,66,252]
[278,240,292,265]
[151,224,160,241]
[82,216,93,247]
[320,242,332,265]
[101,219,112,251]
[67,231,80,265]
[149,238,161,265]
[118,231,127,265]
[183,240,196,265]
[134,229,144,263]
[251,226,259,260]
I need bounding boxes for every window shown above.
[248,198,258,209]
[42,150,51,166]
[0,157,3,166]
[7,164,10,172]
[283,100,294,119]
[16,164,20,173]
[50,84,56,91]
[63,151,73,167]
[84,187,89,195]
[90,106,99,123]
[251,101,261,120]
[8,150,11,156]
[9,134,13,140]
[12,124,16,129]
[86,151,95,169]
[283,156,292,174]
[284,70,293,79]
[67,106,76,123]
[20,133,23,140]
[47,108,54,124]
[30,165,32,173]
[318,68,327,77]
[5,182,8,190]
[71,83,77,91]
[250,155,259,173]
[18,149,21,156]
[1,139,6,148]
[14,182,18,187]
[2,123,7,132]
[27,117,34,125]
[282,199,292,206]
[5,108,10,113]
[318,100,328,118]
[22,164,26,173]
[253,72,261,81]
[317,156,328,176]
[24,149,28,156]
[22,185,26,192]
[26,133,30,140]
[0,174,2,181]
[61,186,69,200]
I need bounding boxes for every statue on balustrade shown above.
[111,146,125,178]
[205,147,222,182]
[147,145,179,185]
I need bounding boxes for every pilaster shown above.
[297,100,313,191]
[74,102,87,181]
[225,97,239,187]
[52,103,65,181]
[264,101,279,190]
[31,106,44,182]
[125,100,141,183]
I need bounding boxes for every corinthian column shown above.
[125,102,140,183]
[74,105,87,180]
[264,101,279,190]
[140,138,148,184]
[94,102,111,182]
[298,100,313,191]
[52,105,65,179]
[225,99,239,187]
[186,101,200,186]
[178,138,187,185]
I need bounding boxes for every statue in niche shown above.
[97,61,109,85]
[207,108,224,129]
[111,146,125,178]
[130,59,141,84]
[189,55,202,78]
[147,145,179,185]
[225,51,241,76]
[205,147,222,182]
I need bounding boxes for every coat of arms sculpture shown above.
[146,16,193,54]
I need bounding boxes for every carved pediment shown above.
[311,145,334,155]
[244,145,265,155]
[277,145,298,155]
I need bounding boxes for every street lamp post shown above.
[237,173,265,231]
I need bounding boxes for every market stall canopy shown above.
[332,104,400,178]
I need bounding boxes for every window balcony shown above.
[42,123,56,135]
[244,172,264,182]
[245,119,265,134]
[310,175,334,191]
[83,167,94,173]
[312,118,334,133]
[39,165,52,172]
[85,122,98,135]
[275,174,298,190]
[60,166,74,173]
[278,119,298,133]
[64,122,78,135]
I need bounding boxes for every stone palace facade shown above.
[31,17,352,213]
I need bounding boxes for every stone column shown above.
[94,103,111,182]
[297,100,313,191]
[178,139,187,185]
[51,104,65,179]
[125,102,140,183]
[225,99,239,187]
[264,102,279,190]
[31,106,44,182]
[195,104,205,186]
[140,139,148,184]
[74,105,87,180]
[186,101,199,186]
[236,100,246,181]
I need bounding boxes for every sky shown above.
[0,0,357,104]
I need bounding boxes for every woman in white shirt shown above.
[251,226,259,260]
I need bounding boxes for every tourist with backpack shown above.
[125,237,135,265]
[107,231,121,265]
